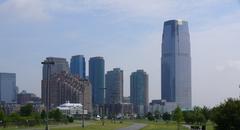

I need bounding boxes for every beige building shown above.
[41,71,92,113]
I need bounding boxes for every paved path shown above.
[116,123,146,130]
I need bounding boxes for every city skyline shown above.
[0,0,240,107]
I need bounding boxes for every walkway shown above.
[116,123,146,130]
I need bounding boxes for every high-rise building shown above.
[0,73,17,103]
[41,57,70,109]
[42,57,70,80]
[161,20,192,109]
[70,55,86,79]
[89,57,105,106]
[105,68,123,104]
[130,70,149,115]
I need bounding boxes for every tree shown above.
[154,110,161,120]
[146,112,155,121]
[183,111,194,124]
[49,109,63,122]
[193,107,206,125]
[20,104,33,116]
[201,106,210,121]
[40,110,46,120]
[162,112,171,123]
[173,106,184,130]
[210,98,240,130]
[0,109,5,121]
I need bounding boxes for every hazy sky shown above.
[0,0,240,107]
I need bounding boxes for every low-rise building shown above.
[57,101,87,117]
[149,99,178,114]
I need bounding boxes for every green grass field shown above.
[0,120,215,130]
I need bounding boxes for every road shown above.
[116,123,146,130]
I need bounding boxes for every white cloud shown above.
[0,0,49,22]
[0,0,236,22]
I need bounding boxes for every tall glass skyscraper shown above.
[70,55,86,79]
[0,73,17,103]
[89,57,105,105]
[161,20,192,109]
[105,68,123,104]
[130,70,149,115]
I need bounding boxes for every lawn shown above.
[0,120,132,130]
[140,121,188,130]
[135,120,215,130]
[51,120,132,130]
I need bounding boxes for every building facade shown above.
[70,55,86,79]
[0,73,17,103]
[105,68,123,104]
[89,57,105,106]
[42,71,92,113]
[130,70,149,116]
[161,20,192,109]
[41,57,70,110]
[149,99,177,114]
[17,90,41,105]
[42,57,70,80]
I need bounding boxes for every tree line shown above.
[145,98,240,130]
[0,104,73,128]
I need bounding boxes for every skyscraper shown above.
[41,57,69,109]
[70,55,86,79]
[89,57,105,106]
[130,70,149,115]
[0,73,17,103]
[161,20,192,109]
[42,57,70,80]
[105,68,123,104]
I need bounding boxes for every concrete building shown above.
[42,72,92,113]
[130,70,149,116]
[57,101,87,117]
[41,57,92,113]
[70,55,86,79]
[89,57,105,106]
[0,73,17,103]
[123,96,130,103]
[42,57,70,80]
[149,99,177,114]
[17,90,41,105]
[41,57,70,110]
[105,68,123,104]
[161,20,192,109]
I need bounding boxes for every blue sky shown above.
[0,0,240,107]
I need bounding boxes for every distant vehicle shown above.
[95,115,101,120]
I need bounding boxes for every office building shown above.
[105,68,123,104]
[0,73,17,103]
[161,20,192,109]
[89,57,105,106]
[130,70,149,116]
[149,99,177,113]
[17,90,41,105]
[70,55,86,79]
[42,71,92,113]
[41,57,70,109]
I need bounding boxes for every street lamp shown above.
[41,61,54,130]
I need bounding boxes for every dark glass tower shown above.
[89,57,105,105]
[161,20,192,109]
[70,55,86,79]
[130,70,149,115]
[105,68,123,104]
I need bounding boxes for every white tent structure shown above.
[57,101,87,116]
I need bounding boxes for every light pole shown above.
[99,87,107,126]
[81,80,86,128]
[41,61,54,130]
